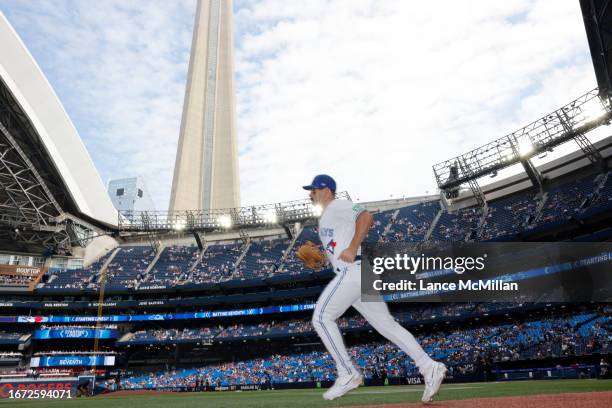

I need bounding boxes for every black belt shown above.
[336,255,362,272]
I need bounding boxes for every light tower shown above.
[169,0,240,212]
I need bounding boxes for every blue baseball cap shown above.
[303,174,336,192]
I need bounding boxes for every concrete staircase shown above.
[276,225,303,272]
[95,247,122,285]
[424,208,443,241]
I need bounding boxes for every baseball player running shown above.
[301,174,446,402]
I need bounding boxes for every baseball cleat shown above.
[323,371,363,400]
[421,361,447,404]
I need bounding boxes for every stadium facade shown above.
[168,0,241,212]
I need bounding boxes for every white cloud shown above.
[0,0,599,210]
[234,0,597,204]
[0,0,196,211]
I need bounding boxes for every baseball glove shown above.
[296,241,326,270]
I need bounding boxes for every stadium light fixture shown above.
[517,139,534,157]
[263,209,277,224]
[173,218,186,231]
[432,88,609,191]
[117,192,350,232]
[579,103,606,125]
[218,215,232,229]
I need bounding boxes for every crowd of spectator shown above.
[123,306,457,343]
[366,211,394,242]
[189,244,244,284]
[39,324,118,330]
[32,350,117,356]
[120,303,598,346]
[0,330,25,339]
[131,327,218,341]
[584,171,612,215]
[0,274,33,286]
[44,269,94,289]
[385,201,440,242]
[235,239,291,279]
[480,193,539,240]
[118,312,610,389]
[33,170,612,290]
[145,246,200,287]
[0,352,22,358]
[527,315,610,359]
[45,250,115,289]
[535,176,596,227]
[218,322,271,338]
[431,207,483,241]
[101,247,156,290]
[277,227,326,275]
[0,368,84,379]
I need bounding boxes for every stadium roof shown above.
[580,0,612,96]
[0,12,117,252]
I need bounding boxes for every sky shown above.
[0,0,605,210]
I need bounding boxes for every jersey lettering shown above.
[320,227,334,237]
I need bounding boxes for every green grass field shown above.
[2,379,611,408]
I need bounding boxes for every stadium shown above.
[0,1,611,407]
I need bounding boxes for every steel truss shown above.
[433,88,612,194]
[457,158,487,207]
[580,0,612,98]
[118,191,351,233]
[0,122,72,250]
[0,80,98,253]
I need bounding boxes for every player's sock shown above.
[415,354,435,374]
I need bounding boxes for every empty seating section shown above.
[235,239,290,279]
[431,206,482,241]
[46,249,115,289]
[533,174,598,227]
[365,210,394,242]
[582,171,612,216]
[278,226,323,275]
[40,171,612,290]
[118,312,611,388]
[120,303,515,344]
[103,246,155,290]
[481,190,538,240]
[130,327,219,342]
[386,201,439,242]
[0,330,26,342]
[217,323,271,339]
[147,245,200,286]
[190,243,244,284]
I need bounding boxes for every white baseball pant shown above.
[312,263,434,377]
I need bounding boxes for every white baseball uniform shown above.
[312,199,434,378]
